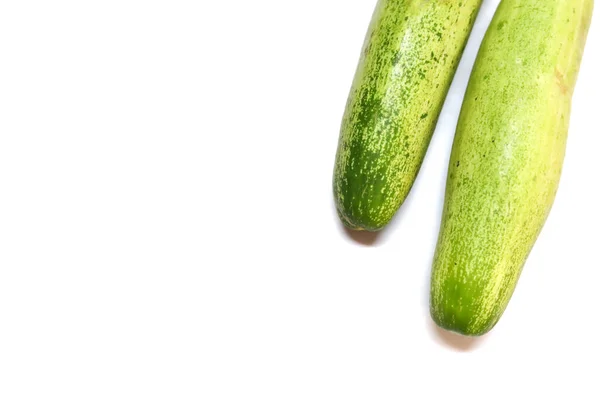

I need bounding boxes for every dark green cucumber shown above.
[333,0,483,231]
[431,0,594,336]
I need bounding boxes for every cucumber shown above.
[430,0,594,336]
[333,0,483,231]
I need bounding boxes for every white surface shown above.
[1,0,598,398]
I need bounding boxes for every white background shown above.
[1,0,598,398]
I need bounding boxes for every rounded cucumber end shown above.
[336,208,387,232]
[430,304,498,337]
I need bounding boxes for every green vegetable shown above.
[430,0,594,336]
[333,0,483,231]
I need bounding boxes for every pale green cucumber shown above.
[333,0,483,231]
[431,0,594,336]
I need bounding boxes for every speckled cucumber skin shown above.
[333,0,483,231]
[431,0,594,336]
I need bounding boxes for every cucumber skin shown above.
[333,0,483,231]
[431,0,594,336]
